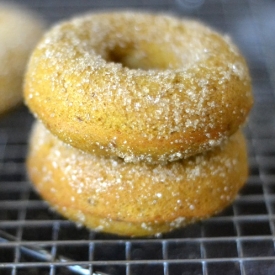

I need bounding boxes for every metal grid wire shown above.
[0,0,275,274]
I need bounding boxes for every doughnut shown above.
[27,121,248,237]
[24,11,253,163]
[0,3,45,116]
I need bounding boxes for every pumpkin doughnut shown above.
[27,121,248,237]
[24,12,252,163]
[0,3,44,115]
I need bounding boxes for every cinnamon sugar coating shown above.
[24,11,253,163]
[27,121,248,237]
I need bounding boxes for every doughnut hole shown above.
[106,42,181,70]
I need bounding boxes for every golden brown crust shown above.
[0,3,45,115]
[27,121,248,236]
[24,11,252,163]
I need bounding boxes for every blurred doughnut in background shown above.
[0,2,45,116]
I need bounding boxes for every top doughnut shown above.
[24,11,252,163]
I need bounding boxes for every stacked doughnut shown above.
[24,12,253,237]
[0,3,44,116]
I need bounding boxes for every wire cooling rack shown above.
[1,0,275,274]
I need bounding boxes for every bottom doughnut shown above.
[27,121,248,237]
